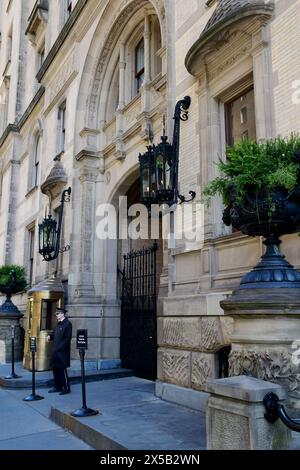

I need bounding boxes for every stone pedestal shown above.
[221,288,300,399]
[206,375,291,450]
[0,315,24,363]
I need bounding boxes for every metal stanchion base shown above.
[23,393,44,401]
[5,373,22,379]
[71,407,99,417]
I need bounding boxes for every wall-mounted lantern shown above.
[38,187,71,261]
[139,96,196,206]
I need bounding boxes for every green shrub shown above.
[0,265,28,294]
[203,134,300,207]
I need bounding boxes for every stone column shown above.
[67,150,101,369]
[67,150,121,370]
[206,375,291,450]
[72,151,98,300]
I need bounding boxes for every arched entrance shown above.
[118,178,163,379]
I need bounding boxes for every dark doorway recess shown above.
[120,242,158,380]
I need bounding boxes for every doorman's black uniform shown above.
[50,318,72,392]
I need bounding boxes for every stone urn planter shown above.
[0,266,27,363]
[222,184,300,289]
[203,137,300,399]
[0,267,27,316]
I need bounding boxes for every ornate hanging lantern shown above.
[139,96,196,206]
[38,187,71,261]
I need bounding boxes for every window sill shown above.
[25,185,39,198]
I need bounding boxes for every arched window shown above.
[135,38,144,94]
[29,134,41,190]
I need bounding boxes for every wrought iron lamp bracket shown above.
[59,245,70,254]
[177,190,196,204]
[171,96,196,206]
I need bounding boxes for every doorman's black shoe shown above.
[48,387,61,393]
[59,389,71,395]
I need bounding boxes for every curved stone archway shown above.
[74,0,166,154]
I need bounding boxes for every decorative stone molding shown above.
[79,127,100,151]
[25,0,48,45]
[75,149,100,181]
[36,0,88,82]
[45,49,79,113]
[137,111,153,142]
[229,349,300,392]
[115,135,126,161]
[0,87,44,147]
[185,0,274,75]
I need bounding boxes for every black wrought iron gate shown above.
[120,241,158,380]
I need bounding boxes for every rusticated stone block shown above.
[191,352,217,390]
[200,317,224,352]
[158,348,190,387]
[219,316,234,344]
[160,317,201,349]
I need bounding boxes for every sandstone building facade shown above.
[0,0,300,408]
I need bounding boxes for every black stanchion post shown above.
[71,329,99,417]
[24,337,44,401]
[5,325,21,379]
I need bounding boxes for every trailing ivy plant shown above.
[203,134,300,212]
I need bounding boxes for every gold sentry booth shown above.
[23,277,65,371]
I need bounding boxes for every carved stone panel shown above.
[200,317,224,352]
[210,409,250,450]
[191,352,216,390]
[158,349,190,387]
[229,349,300,392]
[161,317,201,349]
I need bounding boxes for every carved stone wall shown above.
[157,309,234,391]
[229,349,300,392]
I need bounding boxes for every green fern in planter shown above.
[203,134,300,207]
[0,265,28,295]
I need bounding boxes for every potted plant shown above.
[0,265,28,316]
[203,134,300,288]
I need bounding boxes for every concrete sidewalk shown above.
[0,387,92,450]
[1,376,206,450]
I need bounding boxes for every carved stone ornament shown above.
[41,156,68,201]
[185,0,274,74]
[229,349,300,392]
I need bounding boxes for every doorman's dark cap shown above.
[56,307,68,314]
